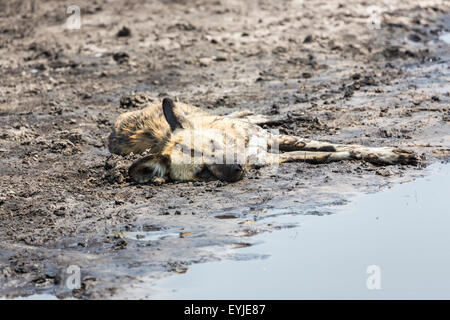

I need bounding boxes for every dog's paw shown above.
[392,148,420,165]
[354,147,420,166]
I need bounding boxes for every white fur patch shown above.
[151,163,167,178]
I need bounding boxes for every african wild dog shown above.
[108,98,419,184]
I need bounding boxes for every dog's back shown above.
[108,101,258,156]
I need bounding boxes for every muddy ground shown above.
[0,0,449,299]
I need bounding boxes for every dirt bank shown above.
[0,0,449,299]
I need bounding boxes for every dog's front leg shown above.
[250,150,352,166]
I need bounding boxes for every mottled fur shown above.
[108,98,419,183]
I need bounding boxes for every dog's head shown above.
[129,98,245,184]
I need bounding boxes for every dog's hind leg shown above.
[227,111,289,126]
[272,135,419,166]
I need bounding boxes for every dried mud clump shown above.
[104,154,135,184]
[116,26,131,38]
[50,139,80,156]
[119,91,154,109]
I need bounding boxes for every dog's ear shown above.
[128,154,170,184]
[162,98,192,132]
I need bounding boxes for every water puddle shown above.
[152,162,450,299]
[121,230,181,241]
[439,32,450,44]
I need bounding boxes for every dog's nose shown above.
[224,164,244,182]
[232,164,243,173]
[209,163,245,182]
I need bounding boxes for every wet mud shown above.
[0,0,449,298]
